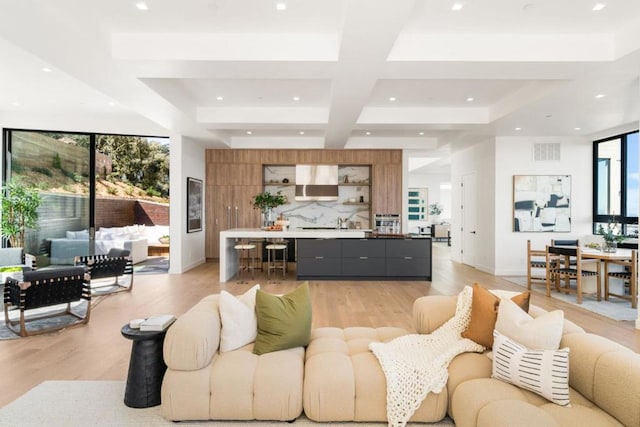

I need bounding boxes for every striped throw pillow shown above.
[492,330,570,407]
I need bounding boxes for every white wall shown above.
[168,134,206,274]
[493,136,592,276]
[450,139,496,273]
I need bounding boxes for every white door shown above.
[461,172,477,267]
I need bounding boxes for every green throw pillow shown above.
[253,281,312,355]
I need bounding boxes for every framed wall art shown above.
[187,177,203,233]
[513,175,571,232]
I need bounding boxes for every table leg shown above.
[124,337,167,408]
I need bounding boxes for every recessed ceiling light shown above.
[419,132,425,136]
[42,67,52,73]
[246,131,252,135]
[574,127,582,131]
[592,3,606,11]
[595,93,606,98]
[299,131,305,135]
[388,97,397,102]
[276,2,286,11]
[135,2,148,11]
[12,101,21,107]
[365,131,371,135]
[108,101,116,107]
[515,127,522,131]
[216,96,224,101]
[466,97,474,102]
[292,96,300,101]
[452,3,464,11]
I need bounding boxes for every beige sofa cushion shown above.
[452,378,624,427]
[304,326,448,423]
[562,333,640,427]
[164,295,221,371]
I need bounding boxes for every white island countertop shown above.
[221,228,368,239]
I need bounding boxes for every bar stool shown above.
[266,239,288,282]
[248,238,265,273]
[234,241,256,283]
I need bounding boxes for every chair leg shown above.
[604,262,610,301]
[576,274,582,305]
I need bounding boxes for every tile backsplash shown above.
[264,165,371,229]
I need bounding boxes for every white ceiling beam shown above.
[112,33,339,62]
[197,107,328,124]
[358,107,489,125]
[324,0,419,148]
[389,34,615,62]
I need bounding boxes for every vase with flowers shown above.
[251,191,287,228]
[597,220,625,253]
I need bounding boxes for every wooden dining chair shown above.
[546,245,600,304]
[526,240,548,290]
[605,249,637,308]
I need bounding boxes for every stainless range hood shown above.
[295,165,339,201]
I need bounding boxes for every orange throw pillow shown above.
[461,283,530,349]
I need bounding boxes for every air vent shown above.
[533,143,561,161]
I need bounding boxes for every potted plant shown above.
[429,203,443,224]
[1,180,42,248]
[251,191,287,227]
[597,220,626,253]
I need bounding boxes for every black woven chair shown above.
[3,266,91,337]
[74,248,134,295]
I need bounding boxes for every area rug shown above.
[504,276,638,321]
[134,256,169,275]
[0,300,93,340]
[0,381,455,427]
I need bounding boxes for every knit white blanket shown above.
[369,286,484,427]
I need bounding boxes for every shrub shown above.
[73,173,84,183]
[107,186,118,195]
[146,187,161,197]
[53,153,62,169]
[32,166,53,177]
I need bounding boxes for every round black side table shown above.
[121,324,169,408]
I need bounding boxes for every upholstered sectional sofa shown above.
[161,289,640,426]
[48,224,169,265]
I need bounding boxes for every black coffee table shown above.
[121,324,169,408]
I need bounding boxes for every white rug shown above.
[0,381,455,427]
[504,276,637,321]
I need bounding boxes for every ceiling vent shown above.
[533,143,561,161]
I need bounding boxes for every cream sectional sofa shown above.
[161,293,640,426]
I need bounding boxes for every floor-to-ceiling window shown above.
[2,129,169,266]
[593,130,639,239]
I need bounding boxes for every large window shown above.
[593,130,639,238]
[2,129,169,266]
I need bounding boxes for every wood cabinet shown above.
[206,150,402,258]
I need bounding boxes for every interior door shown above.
[461,172,477,267]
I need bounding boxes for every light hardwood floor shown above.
[1,243,639,407]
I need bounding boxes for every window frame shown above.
[592,130,639,238]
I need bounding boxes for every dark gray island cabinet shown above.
[297,237,431,281]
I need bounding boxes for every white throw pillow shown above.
[495,298,563,350]
[219,284,260,352]
[492,330,570,407]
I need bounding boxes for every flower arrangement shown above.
[597,221,626,244]
[251,191,287,212]
[428,203,443,216]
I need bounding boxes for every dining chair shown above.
[546,245,600,304]
[526,240,548,290]
[605,249,637,308]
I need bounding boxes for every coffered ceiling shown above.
[1,0,639,160]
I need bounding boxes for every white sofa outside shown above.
[49,227,148,265]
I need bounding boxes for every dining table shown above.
[579,247,637,308]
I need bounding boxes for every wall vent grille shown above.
[533,143,561,161]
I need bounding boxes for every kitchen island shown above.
[219,228,431,282]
